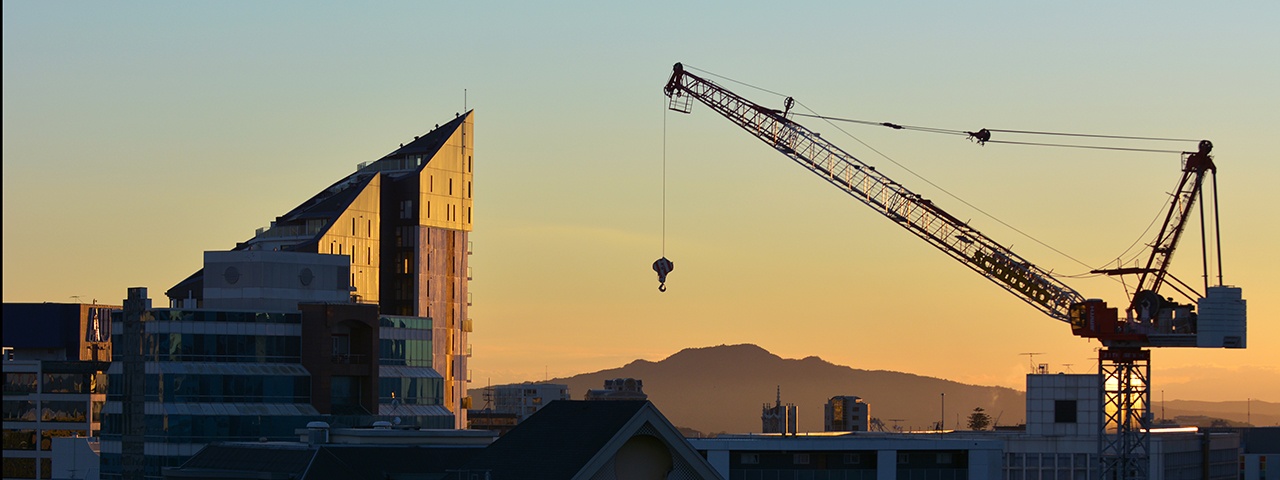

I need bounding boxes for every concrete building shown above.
[3,303,115,480]
[689,373,1242,480]
[690,433,1004,480]
[825,396,870,432]
[484,383,570,422]
[1238,426,1280,480]
[584,378,647,401]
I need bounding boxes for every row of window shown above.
[126,310,301,324]
[100,413,312,444]
[1005,453,1090,469]
[378,339,433,367]
[2,456,50,479]
[379,376,443,406]
[736,451,966,468]
[2,428,89,451]
[3,372,108,395]
[380,316,432,330]
[124,374,310,404]
[110,333,302,364]
[3,400,102,423]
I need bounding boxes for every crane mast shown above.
[665,63,1083,323]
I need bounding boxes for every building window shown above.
[794,454,810,465]
[741,453,759,465]
[1055,400,1078,423]
[468,155,472,172]
[449,178,453,195]
[843,454,860,464]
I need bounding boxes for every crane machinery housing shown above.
[663,62,1247,480]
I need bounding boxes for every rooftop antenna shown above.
[1020,352,1045,373]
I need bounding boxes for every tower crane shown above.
[663,62,1246,480]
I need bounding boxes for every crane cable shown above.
[790,98,1104,275]
[681,63,1177,280]
[790,112,1194,154]
[653,97,674,291]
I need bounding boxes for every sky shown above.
[5,2,1278,403]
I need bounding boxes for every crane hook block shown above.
[652,257,674,292]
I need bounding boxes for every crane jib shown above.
[974,249,1060,312]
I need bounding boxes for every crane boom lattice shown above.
[665,63,1083,321]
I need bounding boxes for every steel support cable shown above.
[662,97,667,256]
[983,140,1185,154]
[984,128,1198,143]
[682,64,1164,285]
[790,98,1102,276]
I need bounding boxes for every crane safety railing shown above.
[665,64,1083,321]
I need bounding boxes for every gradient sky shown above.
[5,2,1278,403]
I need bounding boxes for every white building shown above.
[688,372,1241,479]
[490,383,570,421]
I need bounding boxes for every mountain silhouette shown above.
[475,344,1027,434]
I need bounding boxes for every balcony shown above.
[330,353,369,365]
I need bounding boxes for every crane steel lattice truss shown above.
[664,62,1237,480]
[665,65,1084,322]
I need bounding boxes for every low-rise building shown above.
[3,302,114,480]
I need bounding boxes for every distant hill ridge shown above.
[470,344,1279,434]
[477,343,1025,434]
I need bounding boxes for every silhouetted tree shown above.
[967,407,992,430]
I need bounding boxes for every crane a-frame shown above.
[663,62,1246,480]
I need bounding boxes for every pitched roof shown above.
[378,111,470,160]
[163,113,471,301]
[450,400,722,480]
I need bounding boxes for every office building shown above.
[3,303,115,480]
[99,112,475,480]
[825,395,870,432]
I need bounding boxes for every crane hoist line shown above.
[662,62,1246,351]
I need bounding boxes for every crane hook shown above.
[652,257,674,292]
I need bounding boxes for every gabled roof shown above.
[450,400,722,480]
